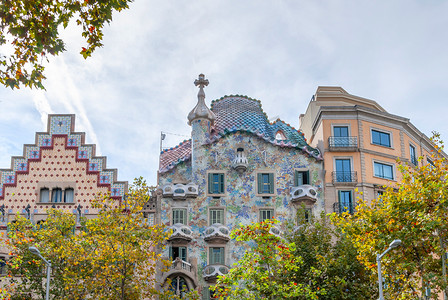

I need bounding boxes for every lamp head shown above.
[29,246,41,256]
[389,239,402,249]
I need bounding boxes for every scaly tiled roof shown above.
[159,139,192,173]
[159,95,321,173]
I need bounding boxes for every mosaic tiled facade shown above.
[0,115,127,230]
[157,75,324,298]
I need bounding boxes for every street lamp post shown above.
[377,239,402,300]
[29,246,51,300]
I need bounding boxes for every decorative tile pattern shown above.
[0,114,127,202]
[14,159,27,172]
[26,146,40,159]
[159,139,192,173]
[38,135,52,147]
[67,135,80,147]
[49,115,72,135]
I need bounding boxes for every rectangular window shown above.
[372,130,391,147]
[427,157,435,167]
[338,191,353,214]
[257,173,274,194]
[335,159,352,182]
[170,246,187,261]
[0,257,6,275]
[64,188,74,203]
[209,247,225,265]
[295,170,309,186]
[40,188,49,203]
[374,162,394,180]
[208,173,225,194]
[259,209,274,222]
[410,145,417,166]
[172,208,187,225]
[333,126,349,137]
[209,208,224,225]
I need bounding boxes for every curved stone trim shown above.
[162,183,198,199]
[203,264,230,281]
[168,223,193,242]
[203,224,230,243]
[290,185,318,205]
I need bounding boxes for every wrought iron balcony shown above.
[332,171,357,185]
[290,185,318,205]
[203,264,230,281]
[204,224,230,243]
[168,223,193,243]
[162,183,198,200]
[333,202,356,214]
[328,136,358,151]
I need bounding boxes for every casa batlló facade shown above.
[157,74,325,298]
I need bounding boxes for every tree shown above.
[290,211,376,299]
[2,177,172,300]
[211,210,375,300]
[334,134,448,299]
[0,0,133,89]
[212,219,323,300]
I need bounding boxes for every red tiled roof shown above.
[159,140,192,173]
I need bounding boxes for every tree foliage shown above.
[1,177,171,300]
[212,213,375,299]
[212,219,321,300]
[0,0,133,89]
[334,133,448,299]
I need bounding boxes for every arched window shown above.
[64,188,74,203]
[170,276,189,297]
[40,188,50,203]
[51,188,62,203]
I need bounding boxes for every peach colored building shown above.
[0,114,127,270]
[299,86,444,214]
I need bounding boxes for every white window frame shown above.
[373,160,395,180]
[370,128,393,148]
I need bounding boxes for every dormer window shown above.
[275,130,286,140]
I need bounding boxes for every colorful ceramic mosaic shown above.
[157,76,325,295]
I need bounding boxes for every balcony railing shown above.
[332,171,357,185]
[328,136,358,151]
[171,257,192,272]
[333,202,356,214]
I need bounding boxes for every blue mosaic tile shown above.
[99,174,110,184]
[26,146,40,159]
[14,159,27,172]
[38,135,52,147]
[88,162,99,171]
[2,172,15,184]
[77,146,92,159]
[67,135,80,147]
[49,115,72,135]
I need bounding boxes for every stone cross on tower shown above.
[194,73,209,101]
[188,73,215,125]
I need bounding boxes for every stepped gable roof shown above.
[0,114,127,200]
[159,95,322,173]
[159,139,192,173]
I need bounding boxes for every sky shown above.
[1,0,447,186]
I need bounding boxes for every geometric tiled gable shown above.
[0,114,127,200]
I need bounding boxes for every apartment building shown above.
[299,86,440,214]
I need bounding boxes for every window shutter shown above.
[294,171,299,186]
[169,247,173,260]
[268,173,274,194]
[209,248,213,264]
[219,173,224,194]
[180,247,187,261]
[257,173,263,193]
[208,173,213,194]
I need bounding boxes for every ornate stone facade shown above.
[157,75,324,298]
